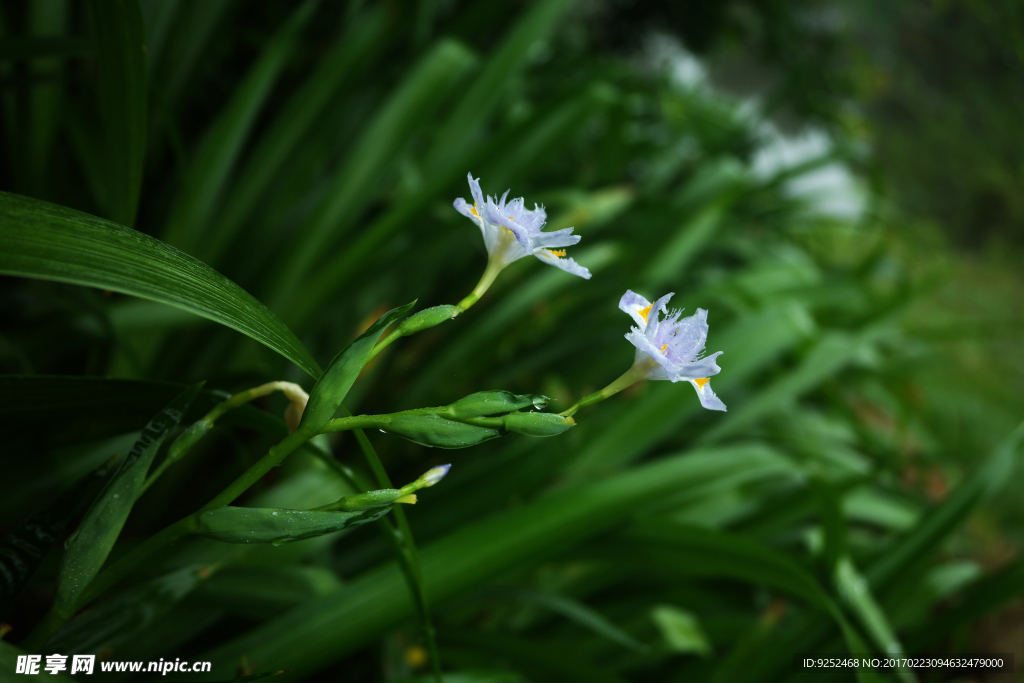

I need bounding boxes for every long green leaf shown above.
[52,384,201,616]
[0,192,321,377]
[86,0,147,226]
[834,557,914,683]
[301,301,414,431]
[192,506,391,545]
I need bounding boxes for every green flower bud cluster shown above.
[376,391,574,448]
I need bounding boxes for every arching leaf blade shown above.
[0,192,321,377]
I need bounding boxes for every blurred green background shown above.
[1,0,1023,681]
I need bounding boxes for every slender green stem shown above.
[320,413,387,433]
[142,381,309,495]
[202,426,313,511]
[370,327,404,359]
[455,254,504,314]
[559,360,653,417]
[342,407,444,683]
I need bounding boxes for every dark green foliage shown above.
[52,384,200,616]
[0,463,110,620]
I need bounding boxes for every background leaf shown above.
[85,0,147,227]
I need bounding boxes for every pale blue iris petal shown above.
[483,200,533,250]
[619,290,652,328]
[692,380,727,411]
[517,203,547,231]
[645,292,675,336]
[533,250,591,279]
[467,173,485,208]
[531,228,581,249]
[667,351,722,382]
[660,308,709,364]
[453,197,479,223]
[629,328,678,374]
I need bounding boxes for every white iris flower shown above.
[454,173,591,279]
[619,290,727,411]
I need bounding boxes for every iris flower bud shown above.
[501,411,575,437]
[380,413,502,448]
[446,390,548,417]
[192,506,391,545]
[396,305,459,336]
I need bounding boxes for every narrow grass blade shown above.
[502,590,646,652]
[52,384,201,617]
[422,0,572,175]
[162,0,318,252]
[866,421,1024,589]
[834,557,915,683]
[85,0,147,227]
[202,6,388,264]
[269,39,477,311]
